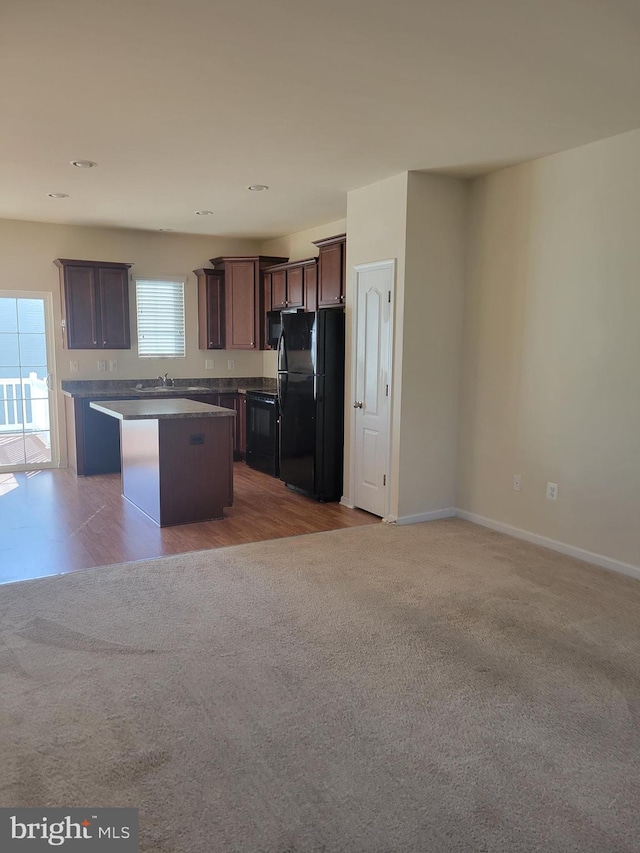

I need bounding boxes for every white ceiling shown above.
[2,0,640,239]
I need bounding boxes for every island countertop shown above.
[90,398,236,421]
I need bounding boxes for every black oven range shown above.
[245,389,279,477]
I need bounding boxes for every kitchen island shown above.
[90,398,235,527]
[62,377,276,475]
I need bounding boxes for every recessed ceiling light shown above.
[158,228,174,232]
[47,192,69,199]
[248,184,269,192]
[70,159,97,168]
[195,210,213,216]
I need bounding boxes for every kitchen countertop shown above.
[62,377,276,398]
[90,399,236,421]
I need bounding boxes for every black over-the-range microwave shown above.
[266,308,305,349]
[266,310,281,349]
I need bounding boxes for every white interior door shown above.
[0,292,57,470]
[353,261,394,517]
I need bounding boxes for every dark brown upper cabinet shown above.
[312,234,346,308]
[285,266,304,309]
[209,256,287,349]
[55,259,132,349]
[304,261,318,312]
[271,269,288,310]
[194,268,225,349]
[264,257,316,310]
[263,269,273,321]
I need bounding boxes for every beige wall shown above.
[458,128,640,566]
[261,219,347,262]
[345,173,409,517]
[4,122,639,570]
[0,218,262,465]
[398,172,467,519]
[344,172,466,521]
[0,218,263,382]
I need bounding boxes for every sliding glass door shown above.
[0,292,57,470]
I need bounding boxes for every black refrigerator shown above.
[277,309,345,501]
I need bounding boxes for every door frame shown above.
[346,259,395,520]
[0,289,59,471]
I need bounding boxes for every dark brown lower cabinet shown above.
[218,393,245,460]
[119,415,233,526]
[65,396,138,475]
[66,391,246,475]
[238,394,247,456]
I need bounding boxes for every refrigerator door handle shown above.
[277,328,287,373]
[278,372,288,413]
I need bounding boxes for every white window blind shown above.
[135,279,185,358]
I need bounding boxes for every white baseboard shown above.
[456,509,640,582]
[394,507,457,526]
[339,497,355,509]
[342,496,639,582]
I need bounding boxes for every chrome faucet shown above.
[158,373,174,387]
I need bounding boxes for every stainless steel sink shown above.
[136,385,211,393]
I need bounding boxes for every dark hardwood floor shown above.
[0,464,379,585]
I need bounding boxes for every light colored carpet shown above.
[1,518,640,852]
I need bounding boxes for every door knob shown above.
[353,401,363,408]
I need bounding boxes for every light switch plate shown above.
[227,359,235,370]
[69,360,79,373]
[109,360,118,371]
[205,359,215,369]
[97,359,107,372]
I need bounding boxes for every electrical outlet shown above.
[513,474,522,492]
[205,359,215,370]
[109,360,118,372]
[97,359,107,372]
[69,360,79,373]
[546,482,558,501]
[227,359,235,370]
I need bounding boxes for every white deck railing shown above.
[0,373,50,436]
